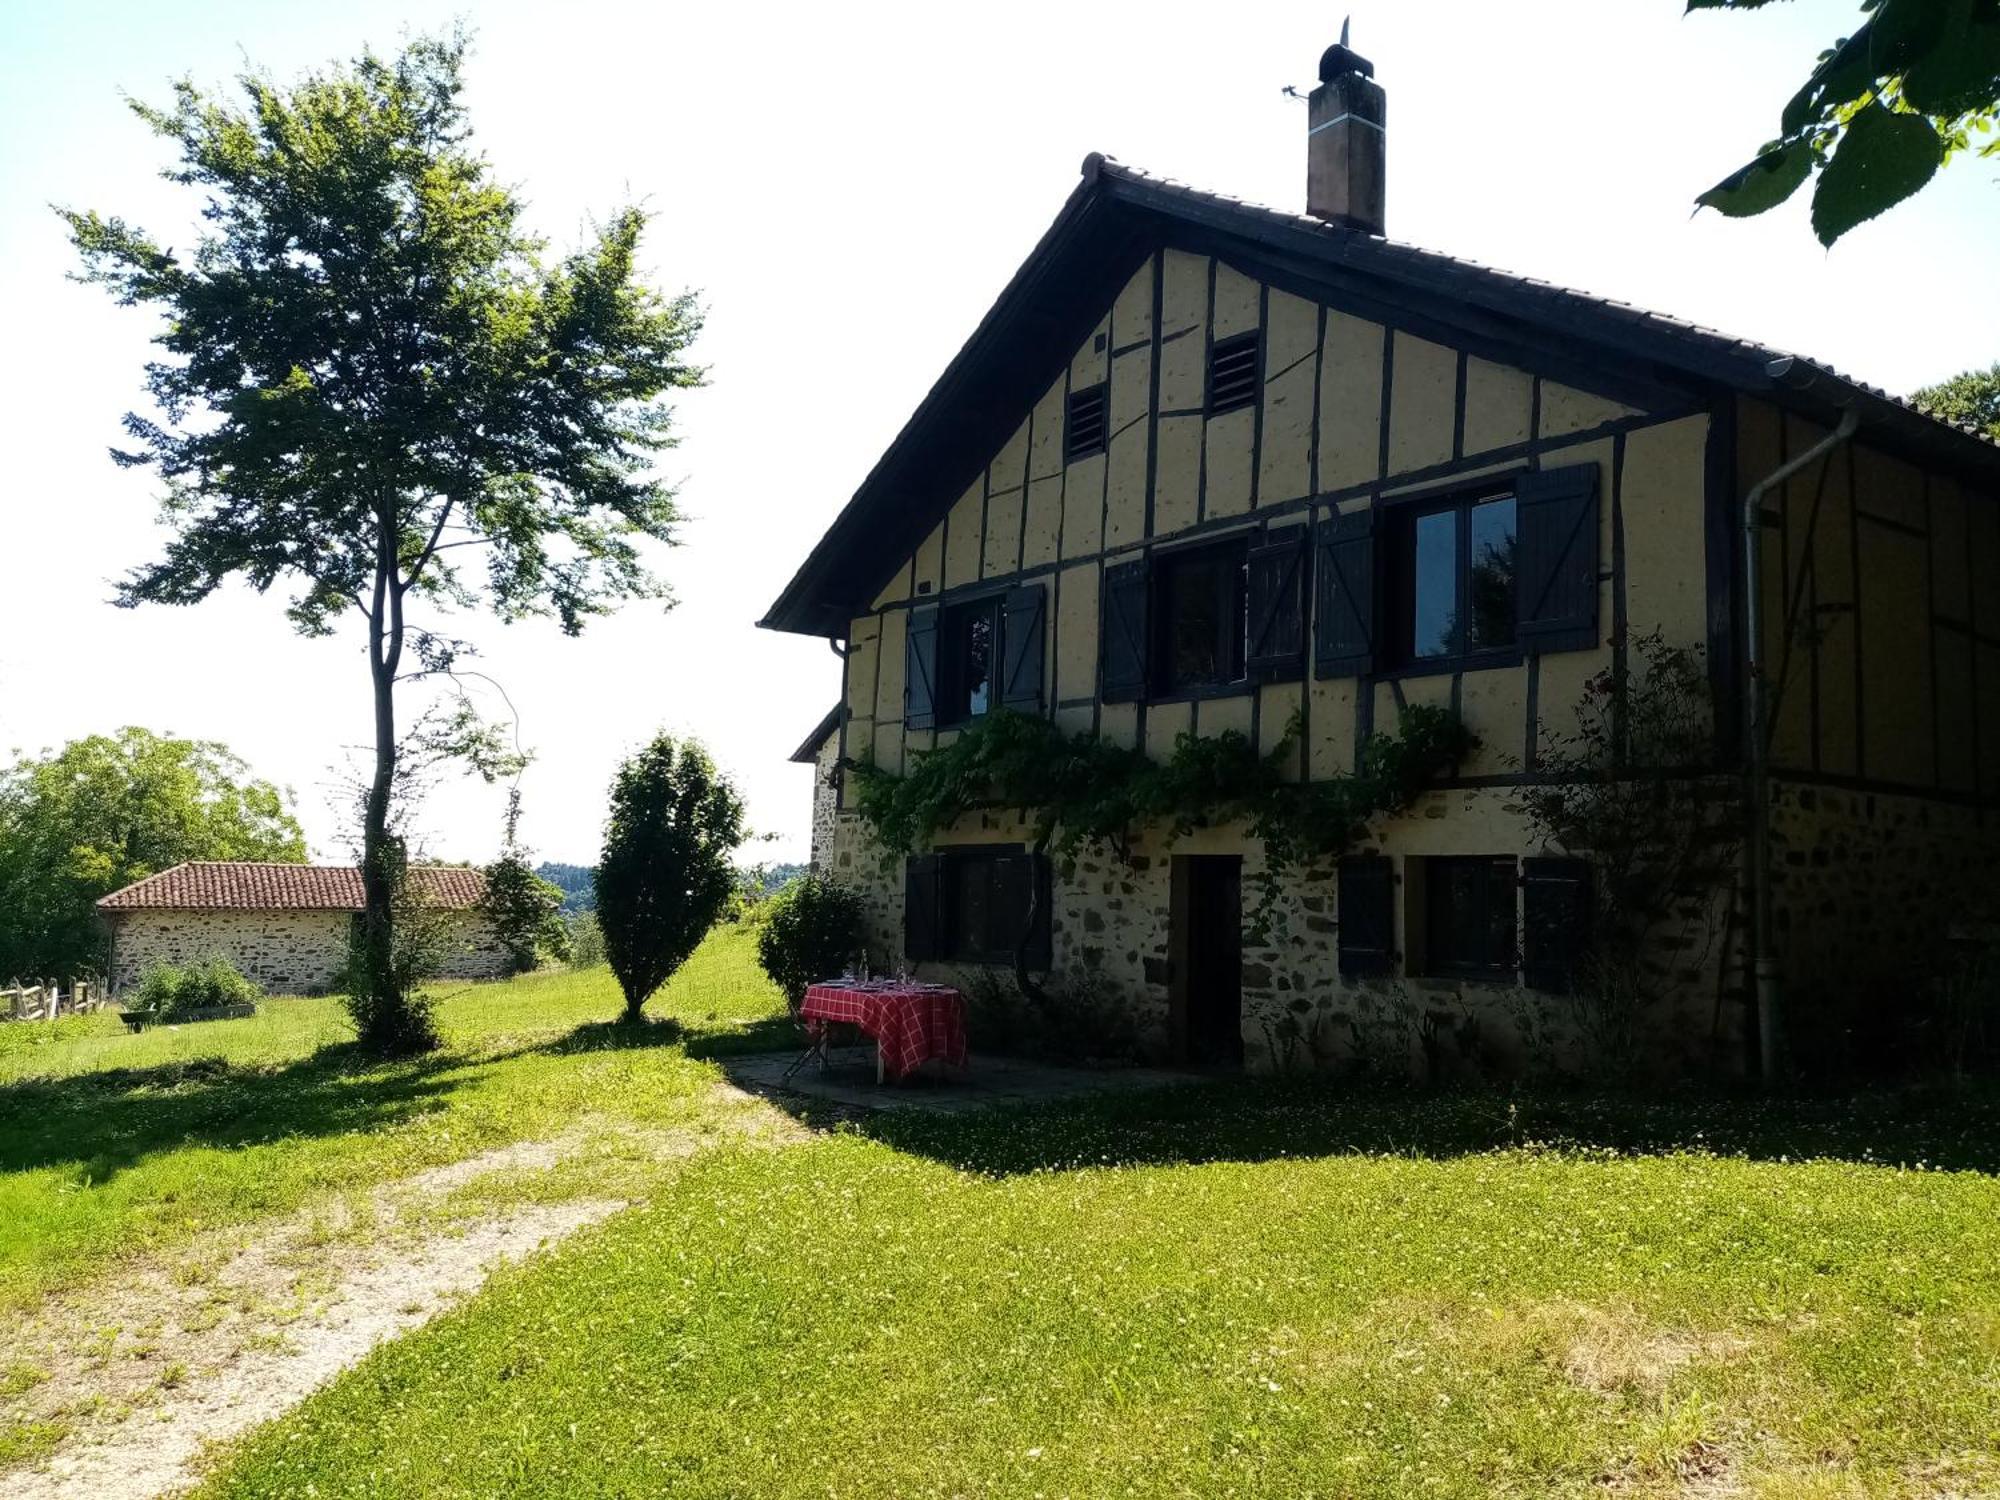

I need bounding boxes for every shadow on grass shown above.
[0,1042,471,1185]
[521,1013,796,1061]
[852,1075,2000,1179]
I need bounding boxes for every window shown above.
[904,847,1051,966]
[1206,330,1261,415]
[1387,491,1517,666]
[1422,856,1518,980]
[1151,538,1249,695]
[937,595,1002,726]
[1337,855,1394,977]
[1065,382,1108,463]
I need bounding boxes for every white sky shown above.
[2,1,1995,867]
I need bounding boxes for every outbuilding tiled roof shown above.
[96,862,486,912]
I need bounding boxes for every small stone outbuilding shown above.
[97,862,510,997]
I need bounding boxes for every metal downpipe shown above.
[1741,398,1858,1084]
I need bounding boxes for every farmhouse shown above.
[97,862,510,996]
[767,40,2000,1077]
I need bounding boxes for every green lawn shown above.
[193,1086,2000,1499]
[0,924,790,1312]
[7,942,2000,1497]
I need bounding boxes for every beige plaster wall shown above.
[841,252,1715,798]
[1744,397,2000,799]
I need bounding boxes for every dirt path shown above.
[3,1084,805,1499]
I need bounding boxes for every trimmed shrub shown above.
[597,735,746,1021]
[755,873,866,1009]
[133,958,260,1019]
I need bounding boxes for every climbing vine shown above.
[845,704,1475,935]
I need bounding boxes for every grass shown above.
[187,1082,2000,1499]
[0,924,789,1312]
[8,939,2000,1495]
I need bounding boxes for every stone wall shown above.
[108,908,512,996]
[1767,778,1998,1003]
[809,732,840,871]
[817,784,1747,1080]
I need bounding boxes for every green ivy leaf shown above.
[1696,139,1814,217]
[1810,99,1943,245]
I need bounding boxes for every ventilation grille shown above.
[1065,383,1108,463]
[1207,331,1262,416]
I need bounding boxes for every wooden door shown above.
[1176,855,1243,1066]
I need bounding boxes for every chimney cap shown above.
[1318,41,1374,82]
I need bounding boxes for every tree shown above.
[480,793,571,975]
[61,32,702,1053]
[1693,0,1999,245]
[1914,361,2000,437]
[0,728,306,980]
[596,735,745,1022]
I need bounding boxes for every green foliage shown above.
[1518,635,1739,1072]
[846,706,1475,926]
[596,736,746,1020]
[565,911,605,970]
[132,958,260,1020]
[1913,360,2000,437]
[754,873,867,1006]
[1693,0,1997,244]
[337,844,444,1054]
[480,852,571,976]
[534,862,597,914]
[60,30,703,1052]
[0,728,305,981]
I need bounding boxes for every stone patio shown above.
[720,1045,1203,1114]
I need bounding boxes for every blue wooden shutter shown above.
[1100,558,1150,703]
[1246,527,1307,679]
[1314,510,1376,678]
[905,605,940,730]
[1001,584,1046,715]
[903,854,942,961]
[1337,855,1395,976]
[1521,856,1593,993]
[1515,463,1601,654]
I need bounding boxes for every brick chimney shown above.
[1306,26,1385,234]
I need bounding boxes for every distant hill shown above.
[535,862,596,913]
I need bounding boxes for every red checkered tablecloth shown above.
[799,982,968,1080]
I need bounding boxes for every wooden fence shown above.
[3,980,106,1022]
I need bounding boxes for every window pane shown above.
[963,609,993,717]
[1165,555,1222,686]
[1427,856,1517,976]
[1466,496,1517,652]
[1411,510,1457,658]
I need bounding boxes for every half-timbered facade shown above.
[766,43,2000,1076]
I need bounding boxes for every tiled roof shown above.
[760,152,2000,638]
[1084,155,1999,451]
[96,862,487,912]
[789,705,843,764]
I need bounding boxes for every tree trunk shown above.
[356,509,422,1051]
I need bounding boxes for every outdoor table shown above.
[793,980,969,1084]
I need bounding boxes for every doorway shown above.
[1172,855,1243,1066]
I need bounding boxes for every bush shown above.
[480,851,572,975]
[566,911,605,970]
[755,873,866,1008]
[597,734,746,1021]
[133,957,260,1019]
